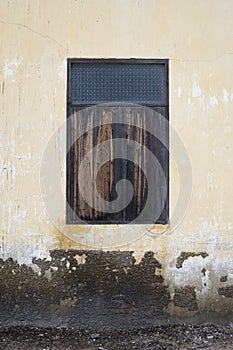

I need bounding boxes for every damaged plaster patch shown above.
[218,285,233,298]
[176,252,209,269]
[173,286,198,311]
[220,276,228,283]
[0,250,170,327]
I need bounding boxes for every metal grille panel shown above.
[70,63,166,105]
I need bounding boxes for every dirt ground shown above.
[0,324,233,350]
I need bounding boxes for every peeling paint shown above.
[177,87,182,97]
[218,285,233,298]
[176,252,209,269]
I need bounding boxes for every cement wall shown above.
[0,0,233,327]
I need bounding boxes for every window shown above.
[67,59,169,224]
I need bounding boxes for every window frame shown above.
[66,58,169,225]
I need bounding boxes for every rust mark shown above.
[176,252,209,269]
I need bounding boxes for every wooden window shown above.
[67,59,169,224]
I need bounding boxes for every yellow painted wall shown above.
[0,0,233,313]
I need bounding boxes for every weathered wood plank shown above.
[68,105,168,224]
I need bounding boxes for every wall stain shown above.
[176,252,209,269]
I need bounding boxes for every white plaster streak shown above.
[57,60,66,80]
[209,96,218,107]
[207,171,213,191]
[11,165,16,182]
[12,210,27,223]
[202,131,208,138]
[177,87,182,97]
[4,59,20,78]
[4,66,13,77]
[222,89,229,103]
[224,126,231,133]
[192,83,202,97]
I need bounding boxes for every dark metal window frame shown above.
[66,58,169,225]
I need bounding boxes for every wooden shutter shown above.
[67,59,169,224]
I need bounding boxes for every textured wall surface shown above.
[0,0,233,326]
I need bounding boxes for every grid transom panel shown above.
[70,63,166,105]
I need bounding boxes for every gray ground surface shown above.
[0,324,233,349]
